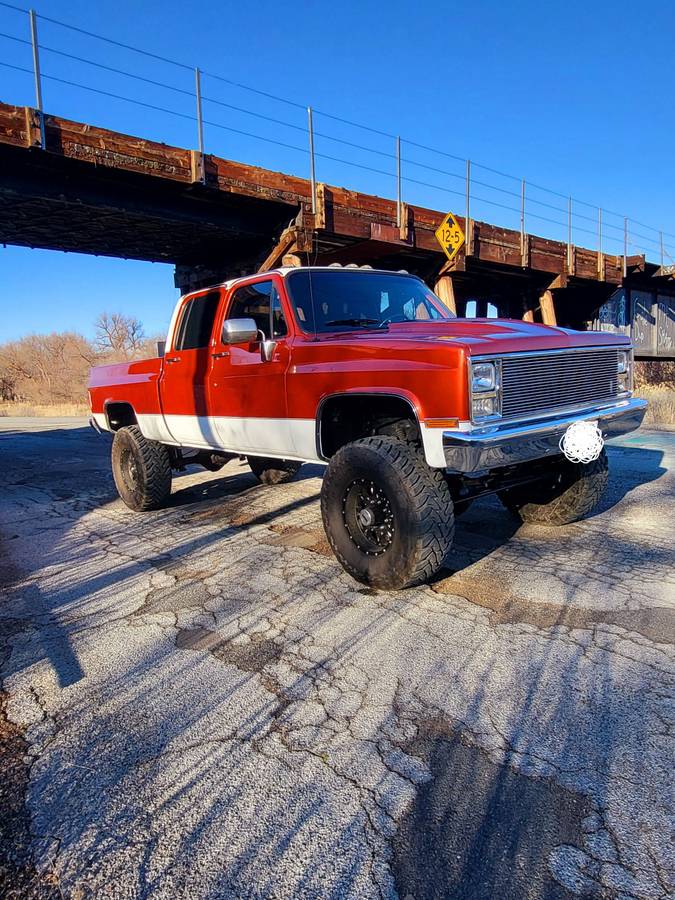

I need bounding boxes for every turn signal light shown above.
[424,418,460,429]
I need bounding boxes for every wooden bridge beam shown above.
[433,273,457,315]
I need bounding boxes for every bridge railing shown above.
[1,0,673,270]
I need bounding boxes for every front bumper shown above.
[443,398,647,474]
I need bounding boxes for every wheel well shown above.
[105,402,138,431]
[318,394,420,458]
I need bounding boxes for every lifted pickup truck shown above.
[89,266,646,589]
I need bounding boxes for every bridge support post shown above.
[539,289,557,326]
[434,274,457,315]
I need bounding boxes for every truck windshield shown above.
[286,269,453,333]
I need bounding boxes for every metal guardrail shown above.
[0,0,673,270]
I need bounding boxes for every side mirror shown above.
[222,317,259,344]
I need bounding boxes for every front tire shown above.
[499,449,608,526]
[111,425,172,511]
[320,437,455,590]
[247,456,302,485]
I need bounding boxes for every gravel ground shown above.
[0,419,673,899]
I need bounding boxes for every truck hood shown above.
[322,318,630,355]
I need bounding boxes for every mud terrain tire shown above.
[499,449,608,526]
[111,425,172,511]
[321,436,455,590]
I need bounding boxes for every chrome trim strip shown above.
[469,343,631,363]
[443,398,647,474]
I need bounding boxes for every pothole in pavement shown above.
[133,581,213,616]
[175,626,282,673]
[392,719,595,900]
[433,573,674,644]
[263,524,332,556]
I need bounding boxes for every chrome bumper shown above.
[443,398,647,474]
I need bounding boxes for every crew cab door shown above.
[159,289,222,447]
[206,278,294,456]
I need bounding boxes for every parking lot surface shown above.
[0,419,673,899]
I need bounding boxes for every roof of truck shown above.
[213,264,416,291]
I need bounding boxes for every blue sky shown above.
[0,0,673,342]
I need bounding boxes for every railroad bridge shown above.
[1,100,673,358]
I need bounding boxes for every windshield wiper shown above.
[324,317,382,327]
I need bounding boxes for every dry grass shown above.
[0,402,89,418]
[636,384,675,426]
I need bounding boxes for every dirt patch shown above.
[434,573,674,645]
[182,488,320,529]
[392,718,595,900]
[264,524,332,557]
[175,626,282,673]
[0,692,62,899]
[0,552,61,897]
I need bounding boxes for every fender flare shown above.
[315,389,423,460]
[103,400,138,431]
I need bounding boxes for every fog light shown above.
[472,396,498,419]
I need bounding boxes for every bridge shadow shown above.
[12,535,661,897]
[0,425,670,896]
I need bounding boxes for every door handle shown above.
[165,356,180,363]
[211,351,230,359]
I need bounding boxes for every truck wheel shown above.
[499,449,608,526]
[111,425,172,511]
[247,456,302,485]
[320,436,454,590]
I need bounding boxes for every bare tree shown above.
[0,311,155,407]
[94,312,146,360]
[0,332,95,404]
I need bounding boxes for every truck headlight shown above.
[471,362,497,393]
[470,359,502,422]
[617,349,633,394]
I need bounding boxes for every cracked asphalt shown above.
[0,418,673,900]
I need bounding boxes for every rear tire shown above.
[111,425,172,511]
[499,449,608,526]
[320,436,454,590]
[247,456,302,485]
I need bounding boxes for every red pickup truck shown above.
[89,266,646,589]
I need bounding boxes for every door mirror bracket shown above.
[260,338,277,362]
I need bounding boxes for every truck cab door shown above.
[206,278,295,457]
[159,289,222,447]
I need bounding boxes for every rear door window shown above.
[174,291,220,350]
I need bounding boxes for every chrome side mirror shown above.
[222,317,258,344]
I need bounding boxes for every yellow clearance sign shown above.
[435,212,465,261]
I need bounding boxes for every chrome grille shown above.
[500,349,622,419]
